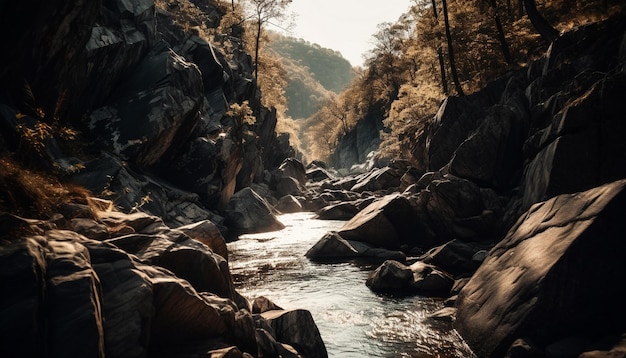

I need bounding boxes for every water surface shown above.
[227,212,475,357]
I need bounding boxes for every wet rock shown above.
[365,260,413,293]
[305,232,359,260]
[428,307,457,323]
[252,296,283,314]
[305,230,407,262]
[261,309,328,358]
[366,260,454,296]
[419,239,487,277]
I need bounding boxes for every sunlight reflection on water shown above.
[227,212,476,358]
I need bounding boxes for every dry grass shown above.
[0,156,93,219]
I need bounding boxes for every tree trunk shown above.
[431,0,449,95]
[231,0,235,11]
[441,0,464,96]
[488,0,513,64]
[523,0,559,43]
[254,20,261,81]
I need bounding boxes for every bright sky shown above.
[275,0,412,67]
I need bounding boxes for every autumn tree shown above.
[242,0,292,81]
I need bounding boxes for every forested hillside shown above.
[266,33,355,119]
[305,0,626,167]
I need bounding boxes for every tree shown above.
[428,0,449,94]
[441,0,464,96]
[243,0,292,81]
[487,0,513,64]
[523,0,559,43]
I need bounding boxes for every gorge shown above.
[1,0,626,357]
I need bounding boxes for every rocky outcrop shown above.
[455,179,626,357]
[0,0,295,235]
[88,44,204,167]
[0,208,327,357]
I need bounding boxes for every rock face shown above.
[0,0,295,234]
[0,209,327,357]
[455,180,626,357]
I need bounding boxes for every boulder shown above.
[423,174,501,241]
[224,187,285,234]
[177,220,228,260]
[350,166,402,192]
[314,202,360,220]
[275,195,303,214]
[277,158,307,186]
[306,167,334,182]
[106,232,234,299]
[337,193,424,249]
[161,134,243,210]
[419,240,486,277]
[261,309,328,358]
[365,260,413,293]
[305,232,359,260]
[275,176,303,198]
[366,260,454,296]
[455,179,626,357]
[83,240,154,358]
[0,233,104,358]
[252,296,283,314]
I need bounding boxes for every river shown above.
[227,212,476,357]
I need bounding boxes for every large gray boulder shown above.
[337,193,431,250]
[224,187,285,234]
[305,231,406,262]
[455,179,626,357]
[261,309,328,358]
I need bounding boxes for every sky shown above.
[274,0,412,67]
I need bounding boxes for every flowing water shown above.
[227,212,476,358]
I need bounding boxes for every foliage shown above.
[303,0,625,163]
[268,33,355,93]
[266,33,356,120]
[0,156,92,219]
